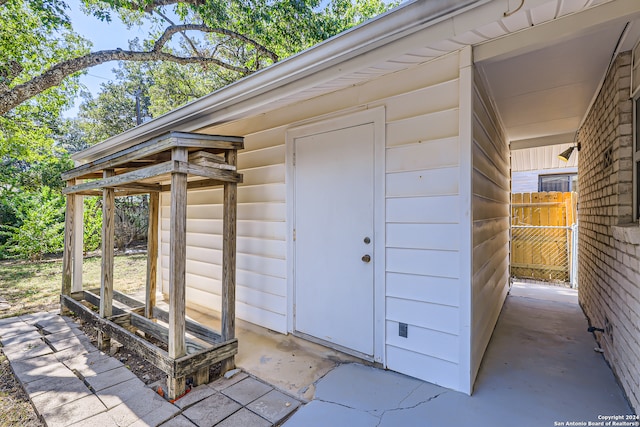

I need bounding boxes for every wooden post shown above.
[61,179,76,309]
[221,149,237,374]
[146,192,159,319]
[99,169,115,351]
[168,147,187,399]
[72,193,84,293]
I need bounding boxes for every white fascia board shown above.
[73,0,489,163]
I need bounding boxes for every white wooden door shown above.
[294,123,375,356]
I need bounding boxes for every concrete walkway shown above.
[0,313,300,426]
[1,283,635,426]
[284,283,635,426]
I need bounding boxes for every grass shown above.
[0,253,148,319]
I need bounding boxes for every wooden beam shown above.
[146,192,159,319]
[152,306,222,343]
[72,193,84,293]
[63,161,175,195]
[129,312,204,354]
[169,148,188,360]
[189,151,236,170]
[221,149,237,373]
[62,131,244,181]
[177,161,243,183]
[63,160,241,195]
[161,178,229,192]
[99,169,115,351]
[61,179,76,298]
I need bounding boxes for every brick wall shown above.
[577,50,639,412]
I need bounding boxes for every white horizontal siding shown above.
[470,71,510,384]
[386,345,459,390]
[383,53,463,390]
[157,53,469,388]
[160,132,288,333]
[386,273,459,308]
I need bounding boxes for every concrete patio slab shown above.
[23,370,80,398]
[313,363,425,414]
[108,387,179,426]
[181,392,242,427]
[96,377,150,409]
[0,329,42,346]
[284,399,379,427]
[68,410,119,427]
[221,377,272,405]
[246,389,301,424]
[83,364,139,392]
[66,350,123,376]
[159,414,197,426]
[285,283,634,427]
[39,393,107,427]
[30,380,93,413]
[0,321,39,338]
[216,408,271,427]
[173,384,217,409]
[209,371,248,391]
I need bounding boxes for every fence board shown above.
[511,192,577,283]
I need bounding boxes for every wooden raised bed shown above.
[60,132,242,399]
[61,290,237,384]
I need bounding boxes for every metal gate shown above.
[511,192,578,287]
[511,224,578,286]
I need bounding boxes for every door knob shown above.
[361,254,371,263]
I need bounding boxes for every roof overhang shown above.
[73,0,640,164]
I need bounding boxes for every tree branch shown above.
[0,24,278,115]
[154,10,201,56]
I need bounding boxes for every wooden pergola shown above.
[60,131,243,399]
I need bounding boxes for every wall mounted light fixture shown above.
[558,143,581,162]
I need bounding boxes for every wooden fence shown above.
[511,192,577,282]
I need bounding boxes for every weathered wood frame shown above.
[60,131,243,399]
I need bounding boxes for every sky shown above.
[64,0,154,117]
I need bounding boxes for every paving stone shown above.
[0,329,42,347]
[209,371,248,391]
[68,411,119,427]
[64,350,119,376]
[217,408,272,427]
[54,343,99,361]
[107,387,178,426]
[247,389,301,424]
[8,353,60,377]
[31,380,93,413]
[0,316,22,327]
[221,377,272,405]
[84,365,138,392]
[44,326,84,341]
[182,392,242,427]
[13,360,72,384]
[24,374,83,399]
[3,338,53,362]
[47,334,92,352]
[129,399,181,427]
[39,322,78,335]
[20,312,59,326]
[158,414,197,426]
[173,384,217,409]
[0,321,35,338]
[96,377,149,409]
[40,394,107,427]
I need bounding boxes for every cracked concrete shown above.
[284,284,633,427]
